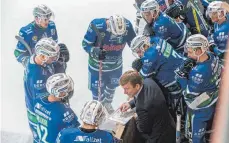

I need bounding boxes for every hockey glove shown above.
[22,56,30,68]
[174,58,196,79]
[143,24,155,36]
[58,43,70,62]
[90,47,106,60]
[165,2,183,19]
[132,58,143,72]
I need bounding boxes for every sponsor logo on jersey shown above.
[216,32,228,41]
[51,29,56,35]
[63,111,75,123]
[32,36,38,42]
[103,44,125,51]
[34,80,46,89]
[158,26,167,33]
[92,80,104,88]
[191,74,203,84]
[111,78,119,84]
[74,136,102,143]
[194,128,205,137]
[35,103,51,116]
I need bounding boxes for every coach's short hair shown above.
[119,70,143,87]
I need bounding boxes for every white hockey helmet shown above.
[46,73,74,100]
[80,100,106,126]
[35,38,60,62]
[108,14,127,36]
[140,0,160,22]
[185,34,209,59]
[130,35,150,58]
[33,4,54,20]
[207,1,226,20]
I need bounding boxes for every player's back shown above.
[142,38,184,86]
[153,12,187,50]
[57,127,114,143]
[24,55,55,111]
[34,96,80,143]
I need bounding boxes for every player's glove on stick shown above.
[91,47,106,60]
[58,43,70,62]
[132,58,143,72]
[174,58,196,79]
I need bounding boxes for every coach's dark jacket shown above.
[130,78,176,143]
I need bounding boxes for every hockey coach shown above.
[119,70,176,143]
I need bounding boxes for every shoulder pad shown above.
[48,21,56,27]
[20,22,34,35]
[91,18,106,30]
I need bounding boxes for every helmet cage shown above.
[108,15,127,36]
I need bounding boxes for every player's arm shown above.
[27,66,49,99]
[174,57,196,89]
[14,29,31,65]
[126,20,137,47]
[139,49,159,79]
[50,21,58,43]
[56,130,66,143]
[82,20,97,54]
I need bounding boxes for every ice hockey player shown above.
[34,73,80,143]
[165,0,210,37]
[174,34,221,143]
[206,1,229,60]
[140,0,189,53]
[133,0,172,34]
[130,35,185,117]
[56,100,121,143]
[24,38,60,142]
[82,14,136,114]
[14,4,69,73]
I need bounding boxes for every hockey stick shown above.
[174,96,183,143]
[90,23,104,101]
[15,35,32,56]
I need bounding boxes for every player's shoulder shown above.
[192,53,216,75]
[90,18,107,29]
[145,45,159,59]
[48,20,56,28]
[19,21,35,36]
[154,13,170,28]
[27,55,41,71]
[124,18,133,27]
[96,129,114,139]
[60,127,79,135]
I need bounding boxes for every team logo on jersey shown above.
[32,36,38,42]
[51,29,56,35]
